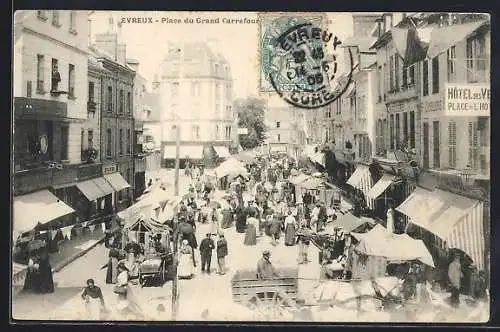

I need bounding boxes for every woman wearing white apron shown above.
[81,278,105,320]
[178,240,195,279]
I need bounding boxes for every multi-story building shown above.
[126,59,147,199]
[92,21,135,211]
[13,10,108,234]
[155,42,236,168]
[264,106,296,155]
[368,12,490,275]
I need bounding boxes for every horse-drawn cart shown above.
[231,267,300,320]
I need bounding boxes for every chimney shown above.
[376,16,384,38]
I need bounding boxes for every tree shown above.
[235,97,267,149]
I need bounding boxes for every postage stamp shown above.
[259,13,354,109]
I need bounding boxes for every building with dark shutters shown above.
[92,20,135,212]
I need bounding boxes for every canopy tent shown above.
[297,177,326,190]
[234,150,258,164]
[322,214,376,234]
[351,224,435,267]
[288,173,311,185]
[13,189,75,236]
[214,146,231,159]
[215,157,248,178]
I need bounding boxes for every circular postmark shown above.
[267,21,354,109]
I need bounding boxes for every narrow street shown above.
[12,170,322,321]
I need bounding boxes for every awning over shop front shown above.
[13,189,75,235]
[104,172,131,192]
[367,175,395,200]
[76,179,107,201]
[92,177,115,196]
[214,146,231,158]
[298,177,325,190]
[426,20,488,59]
[396,188,484,269]
[346,164,370,189]
[288,173,310,185]
[323,213,376,234]
[215,157,247,178]
[163,145,204,159]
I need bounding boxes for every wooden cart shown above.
[231,267,300,320]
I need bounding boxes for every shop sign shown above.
[445,83,490,117]
[103,163,117,175]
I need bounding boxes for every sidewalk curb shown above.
[52,236,106,273]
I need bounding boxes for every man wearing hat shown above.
[257,250,280,279]
[199,233,215,274]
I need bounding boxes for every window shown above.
[52,11,60,27]
[81,129,85,153]
[226,84,231,99]
[191,82,201,97]
[107,86,113,112]
[389,114,394,150]
[395,113,400,149]
[448,121,457,168]
[88,130,93,149]
[447,46,456,82]
[215,125,220,140]
[127,92,131,114]
[277,134,281,142]
[119,129,123,155]
[192,125,200,140]
[171,82,179,97]
[423,122,429,169]
[214,63,219,76]
[276,121,281,128]
[377,65,382,101]
[225,126,231,139]
[127,129,131,154]
[403,112,408,142]
[467,36,487,83]
[119,89,124,114]
[402,65,408,88]
[468,121,479,169]
[88,82,94,102]
[431,57,439,94]
[36,54,45,93]
[394,55,400,90]
[383,63,388,95]
[69,11,77,32]
[215,103,220,116]
[68,64,75,98]
[106,129,112,157]
[389,55,394,91]
[26,81,32,97]
[422,60,429,96]
[409,111,415,148]
[408,64,415,86]
[60,126,69,160]
[51,58,60,92]
[215,83,220,100]
[432,121,440,169]
[382,119,387,150]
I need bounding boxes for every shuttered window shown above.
[468,121,479,169]
[448,121,457,168]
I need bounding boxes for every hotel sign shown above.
[445,84,490,117]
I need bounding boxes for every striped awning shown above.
[346,164,371,190]
[104,173,131,192]
[367,175,395,200]
[397,188,484,269]
[214,146,231,158]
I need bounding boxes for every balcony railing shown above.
[87,100,97,112]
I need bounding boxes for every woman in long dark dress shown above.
[36,247,54,293]
[284,211,297,246]
[23,250,39,292]
[106,248,119,284]
[235,205,247,233]
[243,211,258,246]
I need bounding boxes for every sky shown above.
[90,11,355,105]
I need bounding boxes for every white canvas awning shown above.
[346,164,371,189]
[367,175,395,200]
[13,190,75,235]
[164,145,204,159]
[104,172,131,192]
[214,146,231,158]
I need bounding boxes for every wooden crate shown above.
[231,268,299,304]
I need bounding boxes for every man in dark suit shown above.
[199,233,215,274]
